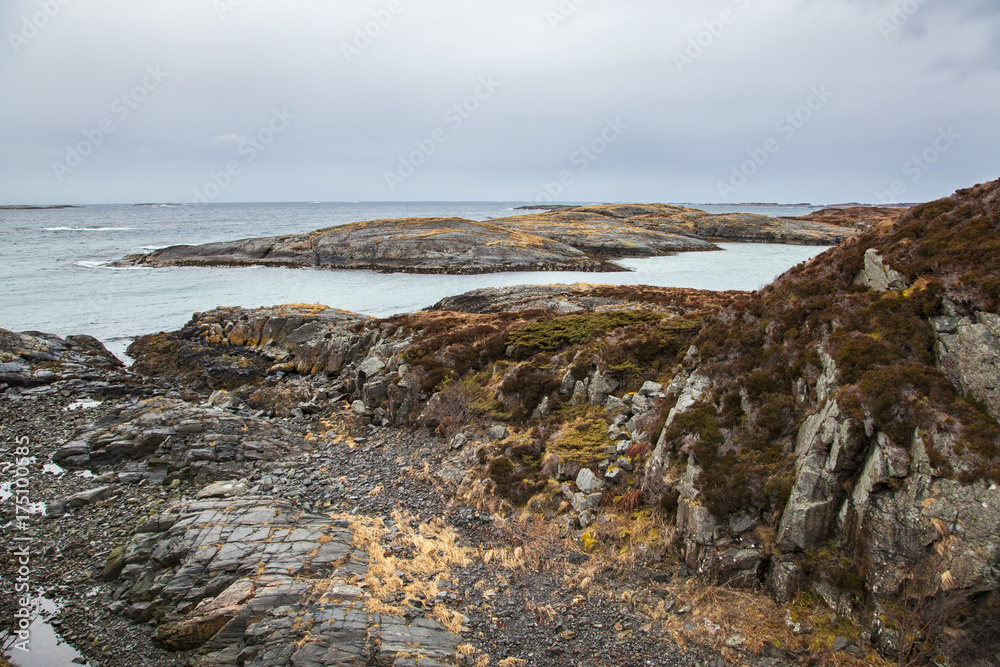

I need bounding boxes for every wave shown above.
[43,226,135,232]
[74,260,150,271]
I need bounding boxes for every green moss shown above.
[551,418,611,464]
[508,310,662,352]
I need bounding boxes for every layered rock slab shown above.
[0,328,124,387]
[111,498,461,666]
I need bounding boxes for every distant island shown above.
[116,203,894,274]
[0,204,81,210]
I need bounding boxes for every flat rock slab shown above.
[112,498,461,666]
[52,397,303,485]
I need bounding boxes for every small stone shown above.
[834,636,851,652]
[639,381,663,396]
[605,395,626,415]
[196,480,248,499]
[64,486,112,508]
[604,467,626,485]
[724,634,745,648]
[560,370,576,394]
[575,468,604,494]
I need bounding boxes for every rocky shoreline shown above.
[1,308,773,667]
[4,183,1000,666]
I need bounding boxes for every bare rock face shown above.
[934,312,1000,421]
[52,397,301,486]
[111,499,462,665]
[128,304,418,427]
[777,400,862,552]
[854,248,909,292]
[0,329,123,387]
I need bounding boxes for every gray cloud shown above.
[0,0,997,205]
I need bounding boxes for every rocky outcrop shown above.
[50,396,304,490]
[776,400,862,553]
[854,249,908,292]
[116,204,859,275]
[0,329,124,388]
[645,181,1000,662]
[128,305,417,426]
[520,203,858,245]
[429,284,748,316]
[933,312,1000,421]
[110,498,463,666]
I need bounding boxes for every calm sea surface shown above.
[0,202,829,359]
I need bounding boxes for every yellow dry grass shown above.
[430,603,466,634]
[334,510,473,623]
[498,658,527,667]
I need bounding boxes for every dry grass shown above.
[498,658,528,667]
[481,512,563,573]
[623,577,894,666]
[430,603,467,634]
[335,510,473,622]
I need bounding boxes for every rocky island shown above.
[3,181,999,666]
[115,204,864,274]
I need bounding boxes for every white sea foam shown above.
[74,260,150,270]
[43,226,135,231]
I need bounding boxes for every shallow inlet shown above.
[0,596,90,667]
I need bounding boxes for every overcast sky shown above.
[0,0,997,205]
